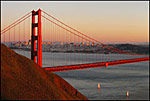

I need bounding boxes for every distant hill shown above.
[105,42,149,45]
[115,44,149,54]
[1,44,88,100]
[133,42,149,45]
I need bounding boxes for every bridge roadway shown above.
[43,57,149,72]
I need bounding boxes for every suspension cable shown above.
[41,15,146,57]
[41,10,147,57]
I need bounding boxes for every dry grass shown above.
[1,44,88,100]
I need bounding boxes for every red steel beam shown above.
[37,9,42,67]
[43,57,149,72]
[31,9,42,67]
[31,10,36,62]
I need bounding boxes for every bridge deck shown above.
[43,57,149,72]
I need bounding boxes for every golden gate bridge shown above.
[1,9,149,72]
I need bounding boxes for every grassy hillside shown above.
[1,44,88,100]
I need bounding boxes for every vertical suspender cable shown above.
[9,29,10,47]
[43,13,45,66]
[4,32,5,44]
[82,37,83,64]
[49,18,50,66]
[85,41,86,63]
[51,19,54,66]
[93,42,94,63]
[74,30,76,65]
[66,28,67,66]
[54,19,55,66]
[78,32,79,64]
[100,47,103,62]
[28,16,30,57]
[14,26,15,45]
[96,42,97,63]
[19,23,20,48]
[50,19,52,67]
[24,20,25,55]
[88,41,89,63]
[70,28,71,66]
[3,32,4,45]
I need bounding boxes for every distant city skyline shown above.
[1,1,149,43]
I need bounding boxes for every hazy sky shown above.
[1,1,149,43]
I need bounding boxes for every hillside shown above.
[114,44,149,54]
[1,44,88,100]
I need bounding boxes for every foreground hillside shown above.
[1,44,88,100]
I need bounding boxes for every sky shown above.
[1,1,149,43]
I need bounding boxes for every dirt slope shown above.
[1,44,88,100]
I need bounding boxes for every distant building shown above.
[92,42,94,46]
[47,41,51,45]
[61,41,63,45]
[42,42,46,45]
[28,40,31,45]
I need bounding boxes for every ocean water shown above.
[55,61,149,100]
[14,50,149,100]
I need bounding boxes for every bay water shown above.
[14,50,149,100]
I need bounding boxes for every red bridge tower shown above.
[31,9,42,67]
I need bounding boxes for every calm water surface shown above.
[14,50,149,100]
